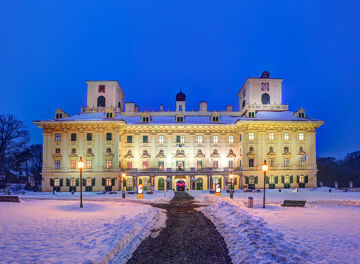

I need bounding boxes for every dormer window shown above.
[299,112,305,118]
[211,113,220,122]
[248,112,255,118]
[55,109,69,120]
[105,109,116,119]
[56,113,62,119]
[106,112,113,118]
[176,113,184,123]
[142,113,151,123]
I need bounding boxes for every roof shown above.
[35,111,322,125]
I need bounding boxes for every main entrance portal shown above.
[176,180,186,191]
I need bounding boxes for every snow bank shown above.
[0,200,166,264]
[202,199,311,263]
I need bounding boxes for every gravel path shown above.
[127,191,232,264]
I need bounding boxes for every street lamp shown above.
[78,157,84,208]
[262,160,269,208]
[229,174,234,199]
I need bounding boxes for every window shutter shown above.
[275,176,278,184]
[245,176,249,184]
[102,178,106,186]
[123,179,126,187]
[296,176,299,183]
[66,178,70,186]
[290,176,293,183]
[305,176,308,183]
[255,176,258,184]
[92,178,96,186]
[76,178,79,186]
[265,176,269,184]
[50,178,54,187]
[60,178,63,187]
[281,176,284,183]
[111,178,115,186]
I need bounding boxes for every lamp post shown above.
[121,172,126,198]
[229,174,234,199]
[78,157,84,208]
[262,160,269,208]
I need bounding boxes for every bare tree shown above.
[28,144,42,187]
[0,114,30,183]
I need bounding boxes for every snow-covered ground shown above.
[2,190,175,204]
[192,188,360,264]
[0,199,166,264]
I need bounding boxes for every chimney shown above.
[160,104,163,112]
[199,101,208,112]
[125,102,135,112]
[226,105,232,112]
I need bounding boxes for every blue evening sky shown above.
[0,0,359,158]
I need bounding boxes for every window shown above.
[106,112,113,118]
[249,158,254,167]
[86,160,92,169]
[127,136,133,143]
[106,177,112,186]
[142,116,150,123]
[97,96,105,107]
[299,112,305,118]
[212,115,219,122]
[158,161,164,171]
[284,158,290,167]
[197,160,203,170]
[249,112,255,118]
[143,135,148,143]
[55,113,63,119]
[269,132,274,140]
[87,148,92,154]
[269,146,274,152]
[127,161,132,169]
[86,178,92,186]
[54,178,60,186]
[126,178,132,187]
[239,134,242,142]
[299,175,305,183]
[249,146,254,152]
[70,178,76,187]
[284,147,289,152]
[197,135,203,143]
[176,116,184,122]
[55,161,61,170]
[298,156,305,166]
[87,133,92,141]
[213,135,218,143]
[249,132,254,140]
[261,93,270,104]
[159,135,164,143]
[249,176,255,184]
[213,160,219,169]
[142,161,148,170]
[228,136,234,143]
[71,133,76,141]
[269,158,274,167]
[284,176,290,184]
[70,160,76,169]
[55,148,60,154]
[106,148,111,153]
[284,132,289,140]
[71,148,76,154]
[269,176,275,184]
[106,133,112,141]
[55,134,61,141]
[299,133,304,141]
[176,135,185,143]
[106,160,112,169]
[228,160,234,168]
[98,85,105,93]
[176,161,185,171]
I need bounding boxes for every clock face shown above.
[261,83,269,91]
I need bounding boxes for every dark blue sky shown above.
[0,0,359,158]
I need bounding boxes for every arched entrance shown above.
[196,178,203,190]
[176,180,186,191]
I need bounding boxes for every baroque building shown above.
[34,71,324,192]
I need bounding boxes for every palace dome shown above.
[176,90,186,101]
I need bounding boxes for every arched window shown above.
[196,178,203,190]
[242,100,246,109]
[299,146,304,152]
[158,178,164,190]
[269,146,274,152]
[97,96,106,107]
[249,146,254,152]
[284,147,289,152]
[261,93,270,104]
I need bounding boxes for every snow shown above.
[0,199,166,264]
[194,188,360,264]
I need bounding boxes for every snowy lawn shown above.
[5,190,174,204]
[0,199,166,264]
[194,189,360,264]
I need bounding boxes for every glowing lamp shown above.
[262,162,268,172]
[78,157,84,169]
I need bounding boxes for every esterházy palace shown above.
[34,71,324,192]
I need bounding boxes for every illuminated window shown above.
[299,133,304,141]
[197,160,203,170]
[228,136,234,143]
[269,132,274,140]
[197,135,203,143]
[176,161,184,171]
[158,161,164,171]
[159,135,164,143]
[213,160,218,169]
[298,156,305,166]
[106,177,112,186]
[213,135,218,143]
[176,135,185,143]
[127,161,132,169]
[86,178,92,186]
[249,133,254,140]
[299,175,305,183]
[249,176,255,184]
[106,160,112,169]
[54,178,60,186]
[284,158,290,167]
[86,160,92,169]
[55,160,61,170]
[284,176,290,184]
[269,176,275,184]
[269,158,274,167]
[70,160,76,169]
[284,132,289,140]
[142,161,148,170]
[55,134,61,141]
[70,178,76,187]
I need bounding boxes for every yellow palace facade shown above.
[34,71,324,192]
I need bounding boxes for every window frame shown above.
[55,134,61,142]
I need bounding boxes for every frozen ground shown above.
[0,199,166,264]
[192,188,360,264]
[2,190,174,204]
